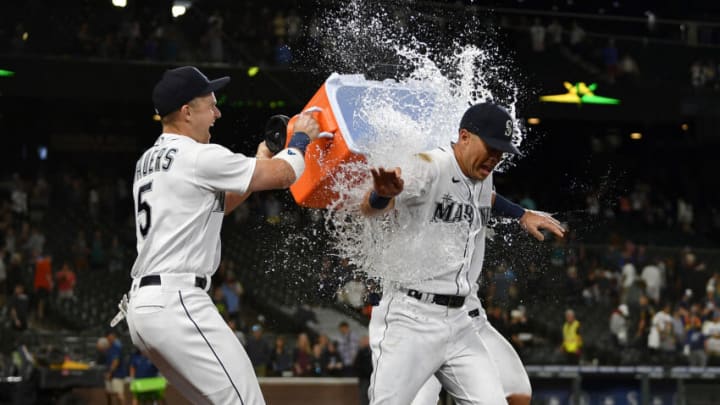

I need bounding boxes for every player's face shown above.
[457,129,503,180]
[188,93,221,143]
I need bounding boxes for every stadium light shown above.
[172,1,192,18]
[630,132,642,140]
[111,0,127,7]
[681,123,689,132]
[527,117,540,125]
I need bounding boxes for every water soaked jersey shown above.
[390,145,493,296]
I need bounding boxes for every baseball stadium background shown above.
[1,0,720,404]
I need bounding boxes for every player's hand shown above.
[519,210,566,241]
[293,111,321,141]
[255,141,273,159]
[371,167,404,198]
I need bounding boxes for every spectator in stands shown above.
[634,295,655,348]
[529,18,546,52]
[546,19,563,47]
[311,343,325,376]
[335,321,359,376]
[620,262,637,303]
[705,271,720,307]
[55,261,76,300]
[323,340,345,377]
[685,315,706,367]
[602,38,619,82]
[704,310,720,339]
[508,308,533,355]
[681,251,709,301]
[561,309,582,364]
[103,331,127,405]
[211,286,228,319]
[220,271,244,323]
[24,226,45,255]
[619,53,640,79]
[274,39,293,66]
[641,259,664,304]
[293,332,313,376]
[673,306,689,351]
[569,21,586,53]
[9,283,29,331]
[32,249,52,322]
[610,304,630,347]
[705,318,720,366]
[129,349,159,405]
[269,336,293,376]
[10,175,28,222]
[245,324,271,377]
[204,14,224,63]
[354,335,373,405]
[648,302,675,363]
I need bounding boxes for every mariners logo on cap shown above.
[505,120,513,138]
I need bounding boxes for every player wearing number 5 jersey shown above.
[360,103,565,405]
[123,66,319,405]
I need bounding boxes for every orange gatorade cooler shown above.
[282,73,437,208]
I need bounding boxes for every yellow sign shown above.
[540,82,620,105]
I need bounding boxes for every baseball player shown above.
[360,102,564,405]
[121,66,320,405]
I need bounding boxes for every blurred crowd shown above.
[3,0,720,75]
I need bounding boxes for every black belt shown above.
[406,289,465,308]
[139,275,207,289]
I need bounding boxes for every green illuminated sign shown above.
[0,69,15,77]
[541,82,620,105]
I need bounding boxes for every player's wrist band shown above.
[369,191,391,210]
[288,132,311,155]
[272,148,306,181]
[493,194,525,218]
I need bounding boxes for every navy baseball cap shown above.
[459,103,521,154]
[152,66,230,117]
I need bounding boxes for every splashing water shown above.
[309,1,531,283]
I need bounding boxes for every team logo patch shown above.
[505,120,513,138]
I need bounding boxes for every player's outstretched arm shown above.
[247,112,320,192]
[360,167,404,216]
[492,192,566,241]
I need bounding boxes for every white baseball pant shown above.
[411,311,531,404]
[369,290,505,405]
[126,274,264,405]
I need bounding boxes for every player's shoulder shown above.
[414,146,449,163]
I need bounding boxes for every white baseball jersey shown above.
[393,145,493,296]
[130,133,256,278]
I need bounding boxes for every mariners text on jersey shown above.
[432,194,491,226]
[134,147,178,183]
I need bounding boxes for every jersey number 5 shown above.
[137,182,153,238]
